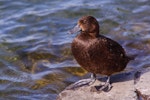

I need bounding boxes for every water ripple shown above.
[4,33,46,43]
[0,0,150,100]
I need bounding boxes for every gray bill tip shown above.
[68,25,81,34]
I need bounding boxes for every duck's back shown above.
[71,34,130,76]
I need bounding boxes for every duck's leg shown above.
[98,76,112,91]
[66,73,96,90]
[91,76,112,92]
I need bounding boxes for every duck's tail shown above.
[127,54,138,61]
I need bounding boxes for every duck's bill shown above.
[68,25,81,34]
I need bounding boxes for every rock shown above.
[57,72,137,100]
[135,68,150,100]
[57,68,150,100]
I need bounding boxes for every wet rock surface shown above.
[57,68,150,100]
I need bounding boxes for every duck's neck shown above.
[80,31,99,39]
[88,30,100,38]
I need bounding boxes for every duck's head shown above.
[69,16,100,37]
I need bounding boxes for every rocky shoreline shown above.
[57,68,150,100]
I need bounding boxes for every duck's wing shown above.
[88,36,129,62]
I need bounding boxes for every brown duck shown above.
[68,16,132,91]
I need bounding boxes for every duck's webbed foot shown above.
[91,76,112,92]
[66,73,96,90]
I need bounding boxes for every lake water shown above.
[0,0,150,100]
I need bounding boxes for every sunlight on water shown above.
[0,0,150,100]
